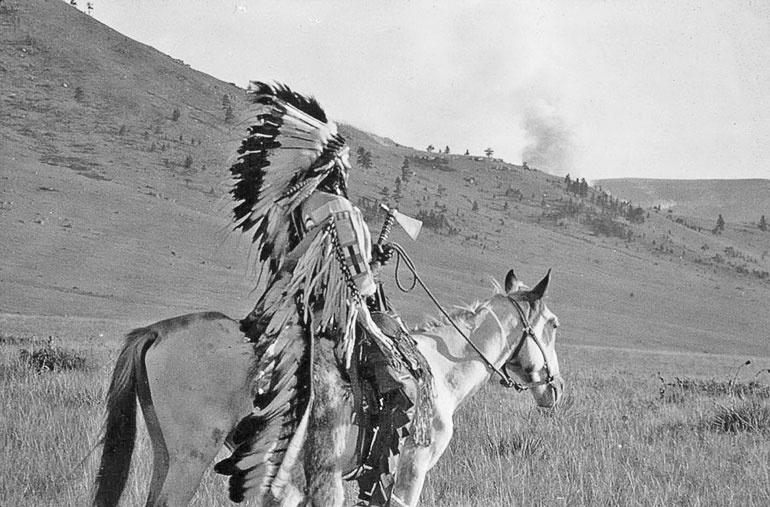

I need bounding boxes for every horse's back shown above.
[142,312,256,454]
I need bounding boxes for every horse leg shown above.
[390,413,454,507]
[388,444,432,507]
[139,374,227,506]
[275,483,304,507]
[142,316,255,506]
[304,340,352,507]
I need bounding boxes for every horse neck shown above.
[425,296,524,408]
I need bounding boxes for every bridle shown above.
[498,296,561,392]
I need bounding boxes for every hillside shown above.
[2,0,770,361]
[596,178,770,225]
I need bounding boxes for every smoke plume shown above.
[521,102,574,176]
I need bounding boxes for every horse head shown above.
[501,268,564,408]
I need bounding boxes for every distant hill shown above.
[2,0,770,358]
[596,178,770,225]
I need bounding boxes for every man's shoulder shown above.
[304,191,356,217]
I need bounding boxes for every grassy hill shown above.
[596,178,770,225]
[2,0,770,356]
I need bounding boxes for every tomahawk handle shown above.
[378,211,396,246]
[372,205,396,269]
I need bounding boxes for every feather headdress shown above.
[231,81,351,271]
[217,82,354,504]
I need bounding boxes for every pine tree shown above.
[579,178,588,197]
[401,157,411,182]
[393,177,402,201]
[760,215,767,232]
[356,147,372,169]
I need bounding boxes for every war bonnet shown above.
[230,81,351,267]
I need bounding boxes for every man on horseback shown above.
[213,82,432,506]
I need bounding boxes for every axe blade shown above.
[393,209,422,240]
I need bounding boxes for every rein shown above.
[389,244,555,391]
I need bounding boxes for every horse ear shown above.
[504,269,518,293]
[529,269,552,300]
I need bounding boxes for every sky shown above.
[87,0,770,180]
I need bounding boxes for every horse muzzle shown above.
[546,374,564,406]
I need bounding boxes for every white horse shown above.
[92,269,563,506]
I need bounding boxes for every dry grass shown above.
[0,353,104,505]
[2,340,769,506]
[427,374,770,507]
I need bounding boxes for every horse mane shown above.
[414,280,532,332]
[414,300,489,333]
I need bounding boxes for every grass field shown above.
[3,319,768,507]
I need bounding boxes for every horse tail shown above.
[92,326,158,507]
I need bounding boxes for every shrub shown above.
[18,341,87,372]
[659,375,770,400]
[588,215,628,239]
[183,154,193,168]
[707,400,770,434]
[171,108,181,121]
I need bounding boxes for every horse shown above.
[92,268,563,506]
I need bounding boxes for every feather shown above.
[271,390,314,498]
[247,81,329,124]
[215,320,311,504]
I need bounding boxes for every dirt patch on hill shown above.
[40,154,110,181]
